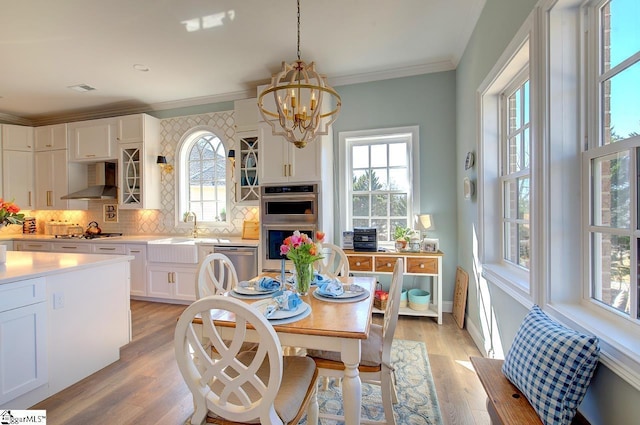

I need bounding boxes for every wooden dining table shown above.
[211,275,376,425]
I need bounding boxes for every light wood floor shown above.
[32,300,490,425]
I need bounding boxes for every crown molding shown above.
[146,89,255,112]
[8,62,453,127]
[330,60,456,87]
[0,112,33,126]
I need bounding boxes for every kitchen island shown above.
[0,251,132,409]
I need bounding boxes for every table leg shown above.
[341,339,362,425]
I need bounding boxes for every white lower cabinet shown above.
[0,278,47,405]
[147,265,197,302]
[51,242,92,254]
[14,241,52,252]
[126,245,147,297]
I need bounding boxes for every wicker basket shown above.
[374,282,388,310]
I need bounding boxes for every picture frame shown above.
[103,203,119,223]
[422,238,439,253]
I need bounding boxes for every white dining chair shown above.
[314,243,350,278]
[307,258,404,425]
[175,295,319,425]
[196,253,239,298]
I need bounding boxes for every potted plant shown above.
[393,226,414,250]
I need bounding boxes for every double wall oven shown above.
[261,183,319,271]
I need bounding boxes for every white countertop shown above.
[3,234,259,247]
[0,251,133,284]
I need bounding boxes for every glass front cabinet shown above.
[237,133,259,204]
[119,142,161,209]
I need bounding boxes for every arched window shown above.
[177,129,229,224]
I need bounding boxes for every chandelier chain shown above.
[296,0,301,60]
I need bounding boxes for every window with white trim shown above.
[501,75,531,271]
[339,127,420,244]
[479,25,534,299]
[585,0,640,318]
[177,130,230,224]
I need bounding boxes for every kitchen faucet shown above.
[184,211,198,238]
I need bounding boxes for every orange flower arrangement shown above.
[0,199,24,227]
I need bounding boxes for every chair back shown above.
[196,253,239,298]
[314,243,350,278]
[382,259,404,364]
[175,295,283,424]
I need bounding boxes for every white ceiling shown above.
[0,0,485,126]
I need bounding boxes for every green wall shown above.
[455,0,640,423]
[332,72,458,302]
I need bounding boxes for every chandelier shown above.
[258,0,341,148]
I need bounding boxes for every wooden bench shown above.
[470,356,590,425]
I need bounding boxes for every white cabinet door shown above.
[2,150,34,209]
[173,268,198,301]
[119,142,161,209]
[147,265,196,302]
[259,121,321,184]
[288,136,320,182]
[259,121,289,184]
[0,302,47,404]
[234,98,258,132]
[1,125,33,151]
[35,124,67,151]
[126,245,147,297]
[236,132,260,204]
[147,267,173,299]
[69,119,116,161]
[116,114,144,143]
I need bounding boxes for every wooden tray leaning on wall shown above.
[453,266,469,329]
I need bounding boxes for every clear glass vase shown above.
[293,261,313,296]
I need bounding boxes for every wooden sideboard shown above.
[343,249,443,324]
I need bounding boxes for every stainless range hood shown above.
[61,162,117,200]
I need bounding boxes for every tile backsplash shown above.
[0,110,259,237]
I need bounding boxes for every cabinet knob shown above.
[420,264,425,268]
[356,261,361,266]
[386,262,391,267]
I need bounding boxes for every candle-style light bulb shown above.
[290,89,297,108]
[310,91,317,110]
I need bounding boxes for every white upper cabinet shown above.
[2,150,34,209]
[117,114,147,143]
[35,150,87,210]
[1,125,34,208]
[1,124,33,151]
[118,114,161,210]
[35,124,67,151]
[258,121,321,184]
[234,98,258,132]
[68,118,117,161]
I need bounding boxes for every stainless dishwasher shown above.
[214,245,258,282]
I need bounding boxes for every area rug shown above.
[301,339,443,424]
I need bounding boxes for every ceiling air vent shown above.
[67,84,96,93]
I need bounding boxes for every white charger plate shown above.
[229,290,274,300]
[314,284,368,299]
[312,287,370,303]
[233,282,281,295]
[252,299,310,320]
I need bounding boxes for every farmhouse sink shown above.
[147,237,199,263]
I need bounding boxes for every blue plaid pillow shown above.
[502,305,599,425]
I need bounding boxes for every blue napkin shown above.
[312,272,332,286]
[264,290,302,318]
[257,276,280,291]
[316,280,345,297]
